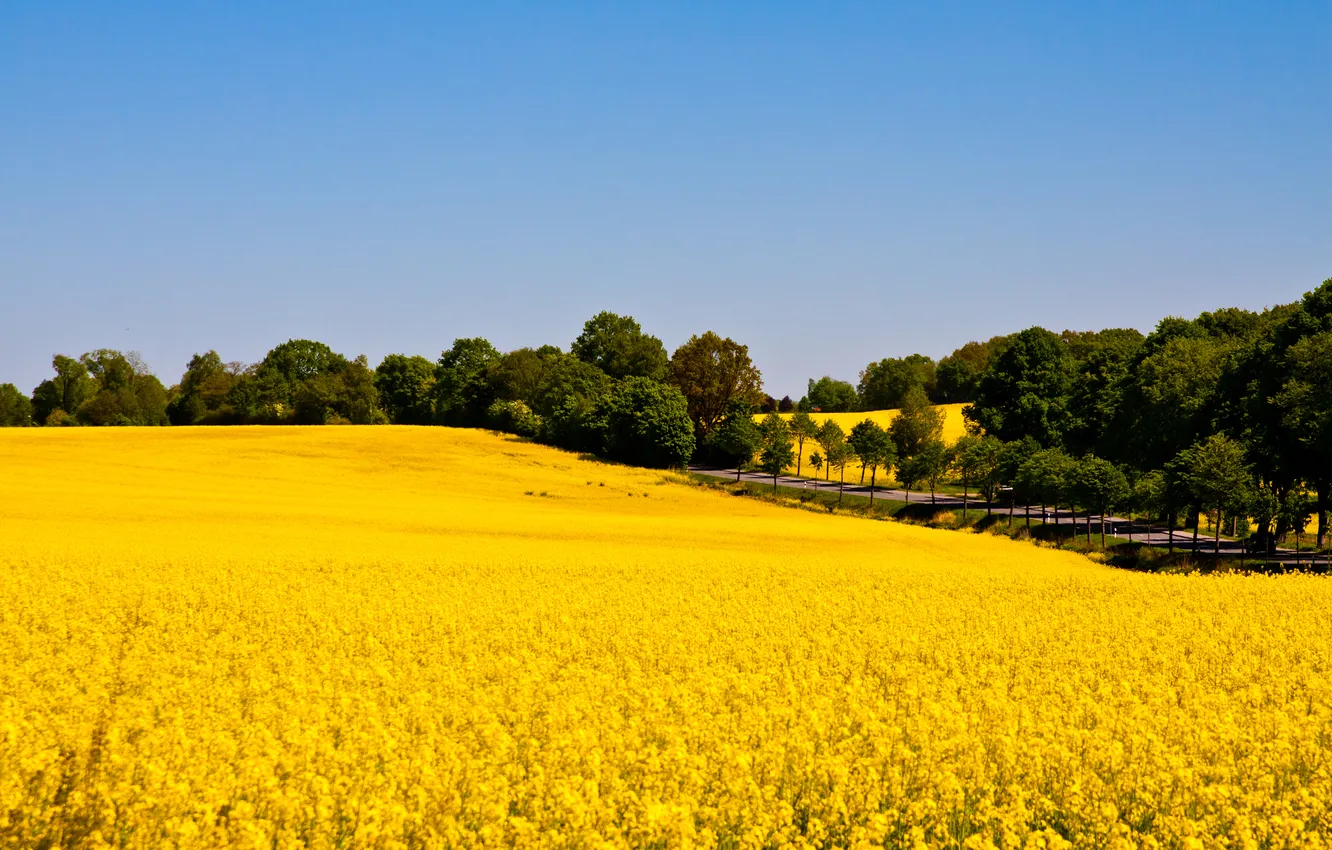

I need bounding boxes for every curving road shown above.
[689,466,1311,563]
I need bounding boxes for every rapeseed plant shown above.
[0,426,1329,848]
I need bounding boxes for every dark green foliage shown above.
[1071,455,1130,545]
[858,354,936,409]
[486,399,543,437]
[802,376,859,412]
[593,378,695,468]
[935,340,1001,404]
[848,419,895,502]
[487,347,610,418]
[889,387,944,461]
[434,338,502,426]
[966,327,1074,447]
[374,354,436,424]
[0,384,34,426]
[668,331,763,436]
[31,355,96,424]
[571,312,668,381]
[709,403,763,476]
[168,351,240,425]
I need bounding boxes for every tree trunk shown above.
[773,471,778,494]
[869,467,876,507]
[1101,511,1107,549]
[1025,501,1030,530]
[1191,506,1199,554]
[930,481,936,504]
[860,466,865,485]
[1319,481,1328,549]
[796,439,803,477]
[962,476,969,522]
[735,461,742,483]
[1215,505,1222,555]
[1086,511,1092,546]
[838,468,845,507]
[1127,509,1133,544]
[1168,507,1176,555]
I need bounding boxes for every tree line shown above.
[3,277,1330,553]
[0,314,765,471]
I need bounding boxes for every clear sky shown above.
[3,2,1329,398]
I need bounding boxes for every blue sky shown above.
[2,2,1329,398]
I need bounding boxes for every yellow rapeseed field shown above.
[2,426,1330,849]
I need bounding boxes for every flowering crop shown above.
[1,426,1330,848]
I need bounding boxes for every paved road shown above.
[690,466,1312,563]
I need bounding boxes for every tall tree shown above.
[0,384,34,426]
[1071,455,1131,547]
[757,413,796,492]
[712,404,763,481]
[802,376,859,412]
[31,354,96,424]
[374,354,437,425]
[848,419,895,506]
[668,331,763,437]
[858,354,937,409]
[813,420,847,483]
[965,327,1074,446]
[935,339,1003,404]
[889,386,945,461]
[434,338,502,427]
[593,378,695,468]
[788,410,818,477]
[570,312,669,381]
[1181,435,1254,555]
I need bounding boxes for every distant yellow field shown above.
[754,403,969,481]
[2,427,1330,848]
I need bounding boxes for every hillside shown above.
[2,427,1330,847]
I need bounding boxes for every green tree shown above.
[914,438,951,504]
[889,386,945,460]
[434,338,502,426]
[1071,455,1131,547]
[788,410,818,477]
[168,351,241,425]
[1181,435,1254,555]
[711,404,763,481]
[0,384,34,426]
[848,419,895,506]
[571,312,669,381]
[374,354,437,424]
[1016,448,1074,532]
[593,378,695,468]
[997,437,1041,525]
[31,354,96,424]
[802,376,859,412]
[667,332,763,437]
[814,420,846,483]
[965,327,1074,446]
[953,434,1002,519]
[1129,470,1166,544]
[858,354,937,409]
[827,439,856,505]
[758,413,796,492]
[935,339,1003,404]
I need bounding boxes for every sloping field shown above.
[1,427,1330,848]
[756,404,969,480]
